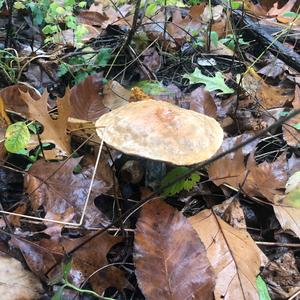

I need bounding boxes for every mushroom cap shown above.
[95,100,223,165]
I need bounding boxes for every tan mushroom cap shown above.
[95,100,223,165]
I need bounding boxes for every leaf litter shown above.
[0,0,300,299]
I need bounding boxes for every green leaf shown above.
[210,31,218,47]
[14,1,25,9]
[134,81,169,96]
[160,167,200,197]
[293,123,300,130]
[230,1,242,9]
[283,12,298,18]
[5,122,30,153]
[284,171,300,208]
[145,3,157,16]
[57,63,69,77]
[78,1,87,8]
[95,48,112,67]
[256,276,271,300]
[183,67,234,95]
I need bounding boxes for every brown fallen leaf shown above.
[0,253,43,300]
[283,85,300,147]
[267,0,297,17]
[209,138,288,202]
[213,197,246,229]
[189,87,217,118]
[261,252,300,299]
[77,10,108,26]
[70,75,129,121]
[134,198,215,300]
[11,233,128,294]
[190,209,267,300]
[25,156,112,228]
[21,89,71,158]
[0,84,39,116]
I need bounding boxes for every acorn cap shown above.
[95,100,223,165]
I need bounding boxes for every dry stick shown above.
[123,0,142,49]
[255,241,300,248]
[51,108,300,265]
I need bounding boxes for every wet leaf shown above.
[24,156,112,229]
[190,209,267,300]
[11,233,128,295]
[134,198,215,300]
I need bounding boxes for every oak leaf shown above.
[25,156,112,228]
[21,89,71,159]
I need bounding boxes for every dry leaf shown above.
[77,10,108,26]
[25,156,112,228]
[209,138,288,202]
[134,198,215,300]
[0,254,43,300]
[21,89,71,158]
[190,209,267,300]
[189,87,217,118]
[261,252,300,299]
[267,0,297,16]
[0,84,39,116]
[213,197,246,229]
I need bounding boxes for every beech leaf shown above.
[183,68,234,95]
[134,198,215,300]
[190,209,267,300]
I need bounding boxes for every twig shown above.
[255,241,300,248]
[123,0,142,49]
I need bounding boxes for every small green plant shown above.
[160,167,201,197]
[50,259,115,300]
[14,0,87,47]
[57,48,112,84]
[0,49,20,84]
[220,34,249,50]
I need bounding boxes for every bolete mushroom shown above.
[95,99,223,165]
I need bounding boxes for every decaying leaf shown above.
[21,89,71,159]
[261,252,300,299]
[25,156,112,228]
[213,197,246,229]
[190,209,267,300]
[0,254,43,300]
[134,198,215,300]
[11,232,128,295]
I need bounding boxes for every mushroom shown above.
[95,99,223,165]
